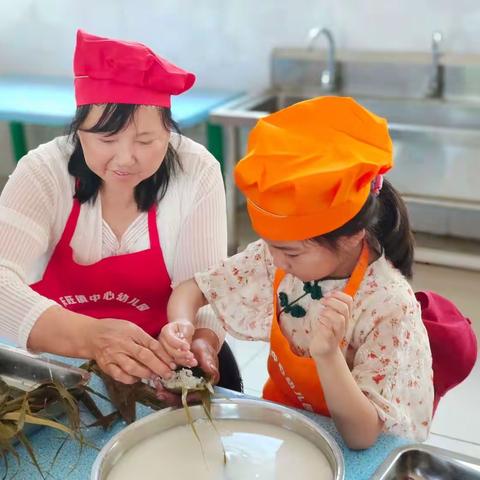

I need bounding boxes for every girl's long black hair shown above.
[315,179,414,278]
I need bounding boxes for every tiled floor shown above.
[231,209,480,458]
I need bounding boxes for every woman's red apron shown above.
[30,199,171,337]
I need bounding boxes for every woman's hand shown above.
[28,307,176,384]
[90,318,177,384]
[309,291,353,359]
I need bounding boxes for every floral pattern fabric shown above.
[195,240,434,441]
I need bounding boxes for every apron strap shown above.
[343,241,370,297]
[60,199,82,246]
[147,205,161,250]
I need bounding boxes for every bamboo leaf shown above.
[200,390,226,465]
[182,387,206,463]
[1,449,8,480]
[0,434,20,480]
[0,421,17,442]
[97,374,136,424]
[48,433,69,471]
[2,412,73,436]
[75,391,105,422]
[86,411,120,430]
[16,431,45,479]
[205,381,214,395]
[82,385,112,404]
[51,381,81,431]
[0,378,10,406]
[15,395,28,433]
[0,378,96,477]
[0,438,21,480]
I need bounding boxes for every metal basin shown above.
[91,397,344,480]
[371,444,480,479]
[0,344,89,392]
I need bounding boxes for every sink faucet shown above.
[426,31,443,98]
[307,27,337,92]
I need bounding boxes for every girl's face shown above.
[266,232,365,282]
[77,105,170,190]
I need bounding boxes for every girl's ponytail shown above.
[317,178,415,279]
[375,179,414,278]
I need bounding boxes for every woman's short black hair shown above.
[67,103,182,211]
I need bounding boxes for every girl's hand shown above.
[158,319,197,367]
[309,291,353,359]
[190,330,220,384]
[155,329,220,406]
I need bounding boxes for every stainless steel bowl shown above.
[371,444,480,479]
[91,398,344,480]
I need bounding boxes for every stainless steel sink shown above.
[211,91,480,265]
[211,91,480,130]
[371,444,480,479]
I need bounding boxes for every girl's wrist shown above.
[312,346,344,370]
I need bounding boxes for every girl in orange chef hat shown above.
[158,96,434,449]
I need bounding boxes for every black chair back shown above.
[217,341,243,393]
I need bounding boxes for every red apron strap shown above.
[147,205,161,250]
[59,199,82,246]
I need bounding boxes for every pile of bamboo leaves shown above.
[0,377,86,479]
[0,362,224,478]
[0,360,165,479]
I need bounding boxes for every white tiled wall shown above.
[2,1,480,86]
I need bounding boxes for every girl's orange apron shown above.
[263,243,370,415]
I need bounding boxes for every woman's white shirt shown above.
[0,133,227,349]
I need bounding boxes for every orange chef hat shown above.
[234,96,393,241]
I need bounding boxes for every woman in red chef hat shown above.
[0,30,233,386]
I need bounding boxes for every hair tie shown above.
[372,175,384,196]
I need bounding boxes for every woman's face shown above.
[77,105,170,189]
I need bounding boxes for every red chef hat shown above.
[73,29,195,107]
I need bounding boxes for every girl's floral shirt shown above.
[195,240,434,441]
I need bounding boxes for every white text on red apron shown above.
[58,291,150,311]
